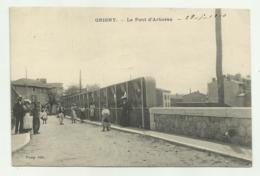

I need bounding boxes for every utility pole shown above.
[215,8,225,105]
[25,67,28,99]
[25,67,28,79]
[79,69,82,93]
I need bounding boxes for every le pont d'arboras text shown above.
[94,14,227,23]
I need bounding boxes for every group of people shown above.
[56,102,112,131]
[56,103,79,124]
[12,96,48,135]
[13,94,130,134]
[56,103,81,125]
[66,95,129,131]
[65,103,95,124]
[71,103,112,131]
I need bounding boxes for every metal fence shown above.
[61,77,156,129]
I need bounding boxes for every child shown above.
[40,108,48,124]
[101,104,111,131]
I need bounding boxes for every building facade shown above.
[11,78,63,107]
[182,91,207,103]
[170,94,184,106]
[156,88,171,107]
[207,74,251,107]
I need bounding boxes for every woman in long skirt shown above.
[22,99,32,133]
[71,104,77,124]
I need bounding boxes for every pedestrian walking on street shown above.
[89,103,95,121]
[80,107,85,123]
[57,103,65,125]
[32,101,41,134]
[121,94,129,127]
[71,104,77,124]
[101,104,111,131]
[13,96,25,134]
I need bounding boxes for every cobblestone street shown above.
[12,116,251,167]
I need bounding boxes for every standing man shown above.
[13,96,24,134]
[32,99,41,134]
[121,95,129,127]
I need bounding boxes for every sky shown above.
[10,8,250,94]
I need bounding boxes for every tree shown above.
[85,84,100,92]
[47,90,57,110]
[64,85,80,95]
[48,91,57,105]
[64,84,100,95]
[47,88,63,114]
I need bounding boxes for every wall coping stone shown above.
[149,107,251,119]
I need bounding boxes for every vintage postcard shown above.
[10,7,251,167]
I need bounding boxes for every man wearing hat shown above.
[121,93,129,127]
[13,96,24,134]
[32,98,41,134]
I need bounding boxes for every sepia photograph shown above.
[10,7,251,167]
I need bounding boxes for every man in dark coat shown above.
[121,96,129,126]
[32,101,41,134]
[13,96,24,134]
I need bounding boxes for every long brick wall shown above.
[149,107,251,146]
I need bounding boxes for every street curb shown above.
[12,132,31,153]
[146,132,252,162]
[65,116,252,162]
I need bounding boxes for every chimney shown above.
[79,70,82,92]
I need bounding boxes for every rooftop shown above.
[46,83,63,88]
[156,88,171,93]
[183,91,206,97]
[170,94,184,99]
[12,78,63,89]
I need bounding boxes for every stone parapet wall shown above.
[150,107,251,146]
